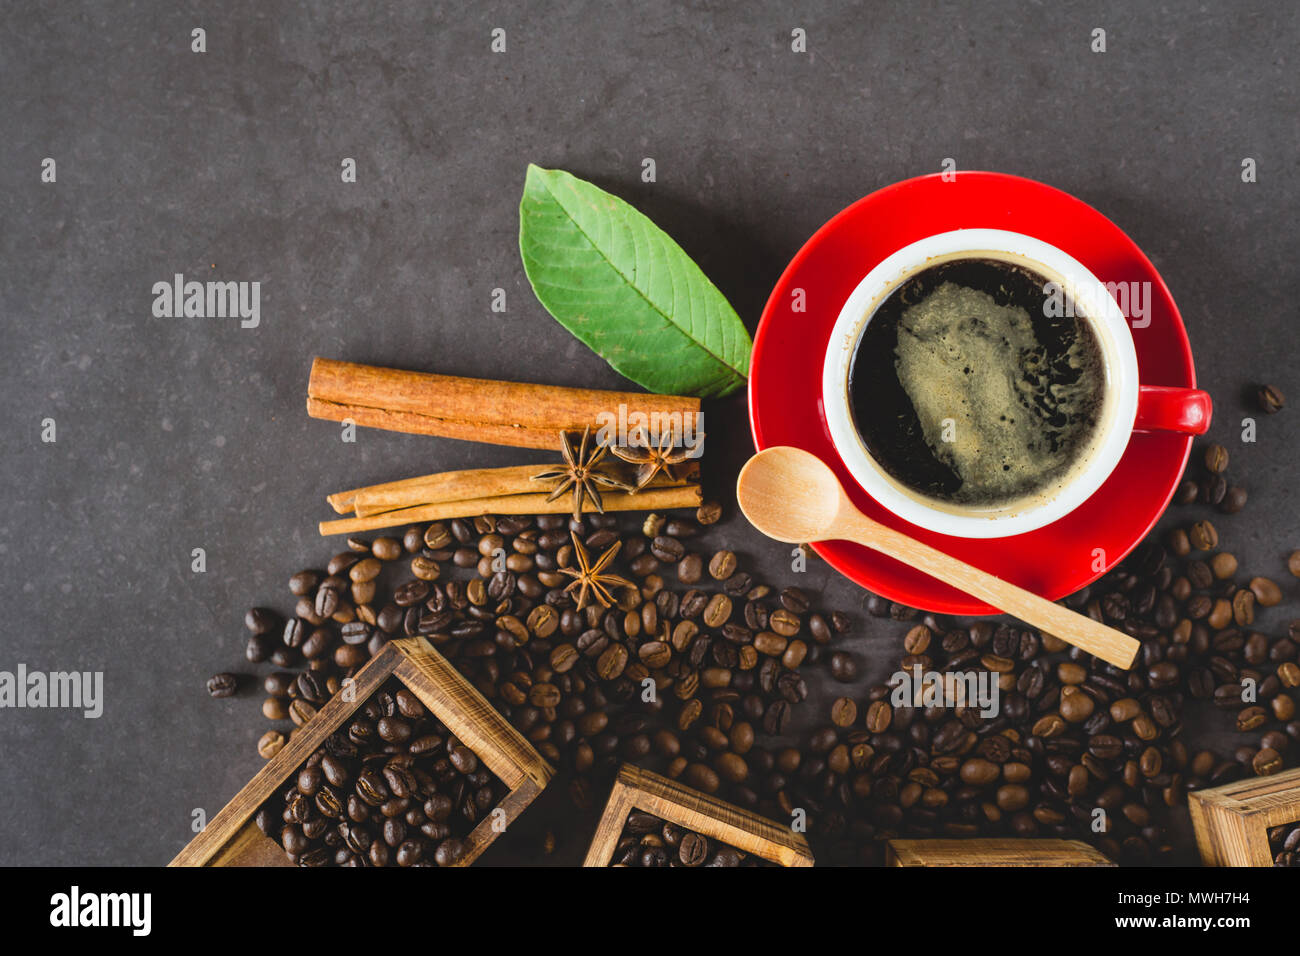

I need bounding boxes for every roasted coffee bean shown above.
[347,557,381,583]
[327,552,361,577]
[769,608,800,637]
[1232,588,1256,626]
[314,585,342,619]
[1188,520,1218,552]
[1209,552,1238,580]
[678,830,709,866]
[299,627,330,660]
[1059,687,1095,723]
[696,501,722,525]
[809,614,833,645]
[206,673,240,698]
[396,526,422,553]
[1187,559,1213,590]
[664,518,697,538]
[703,593,732,628]
[1236,706,1268,732]
[338,621,370,646]
[411,556,441,581]
[289,700,317,727]
[1256,384,1285,414]
[679,590,708,619]
[708,550,737,580]
[295,671,327,704]
[289,571,321,597]
[1204,443,1229,473]
[1088,735,1123,760]
[257,731,285,759]
[1218,485,1247,514]
[651,536,685,563]
[830,651,858,682]
[1253,747,1283,776]
[638,640,671,669]
[263,671,295,698]
[281,617,308,649]
[394,580,431,607]
[597,644,629,680]
[763,700,790,735]
[245,608,280,636]
[1250,576,1282,607]
[677,553,703,584]
[366,536,401,561]
[865,700,892,733]
[722,571,753,597]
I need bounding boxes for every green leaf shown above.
[519,164,751,398]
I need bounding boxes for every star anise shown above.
[558,531,634,611]
[531,426,632,518]
[610,427,696,491]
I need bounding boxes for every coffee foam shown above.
[893,280,1104,508]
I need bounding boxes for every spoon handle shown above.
[839,511,1140,670]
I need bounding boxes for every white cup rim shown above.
[821,228,1140,539]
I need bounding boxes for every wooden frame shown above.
[1188,766,1300,866]
[887,839,1114,867]
[583,764,814,867]
[170,636,553,867]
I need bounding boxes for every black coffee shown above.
[848,257,1106,509]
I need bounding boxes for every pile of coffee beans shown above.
[217,505,855,860]
[1269,821,1300,866]
[212,429,1298,867]
[609,811,772,867]
[790,439,1299,866]
[253,679,503,866]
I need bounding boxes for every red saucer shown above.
[748,172,1197,615]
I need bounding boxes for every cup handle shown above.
[1134,385,1213,435]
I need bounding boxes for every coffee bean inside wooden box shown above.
[171,637,553,867]
[583,764,814,867]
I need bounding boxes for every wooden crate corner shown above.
[170,637,552,867]
[1188,765,1300,866]
[583,763,814,867]
[886,838,1114,867]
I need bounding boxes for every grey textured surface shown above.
[1,1,1296,865]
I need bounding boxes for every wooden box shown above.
[583,764,814,867]
[170,636,553,867]
[887,838,1114,867]
[1188,766,1300,866]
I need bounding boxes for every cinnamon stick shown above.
[332,464,541,515]
[335,461,700,517]
[319,484,703,536]
[308,358,701,450]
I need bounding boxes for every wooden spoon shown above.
[736,446,1139,669]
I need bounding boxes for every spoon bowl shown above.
[736,446,846,543]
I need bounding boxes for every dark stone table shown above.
[1,1,1294,865]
